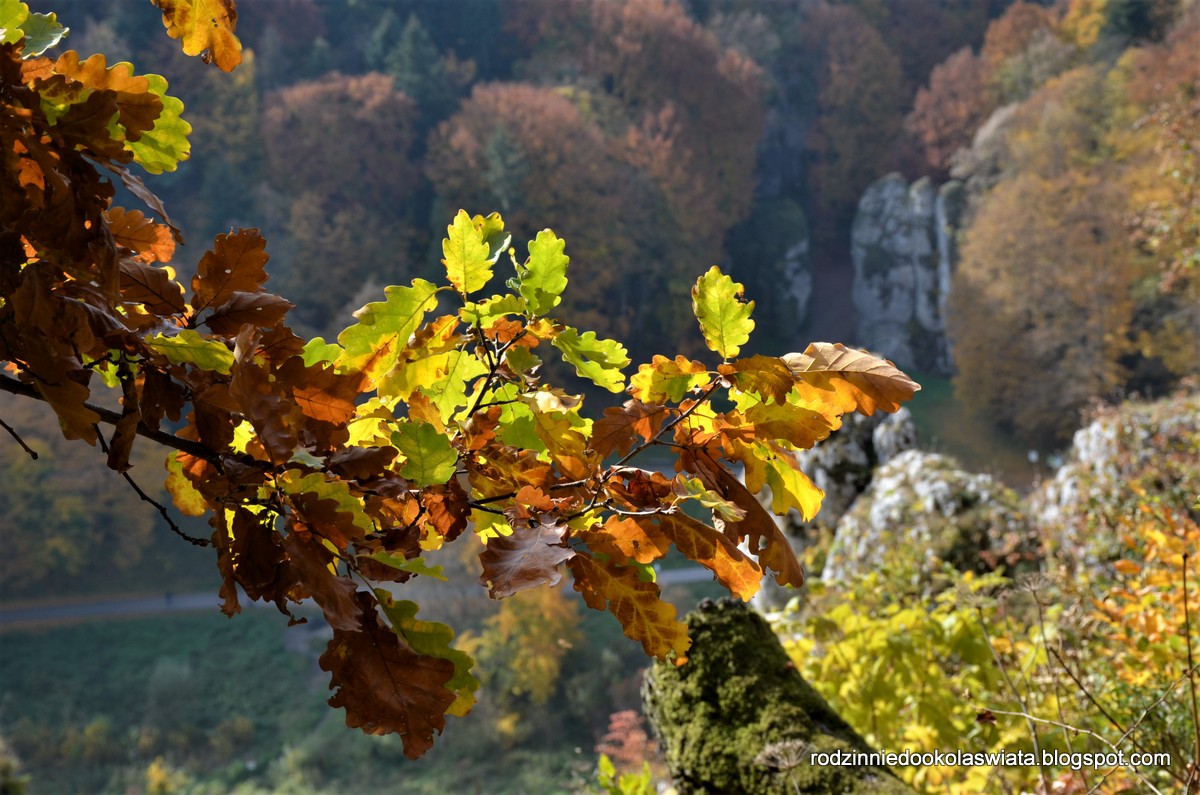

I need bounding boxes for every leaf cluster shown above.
[0,5,921,758]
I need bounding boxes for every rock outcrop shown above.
[1032,392,1200,570]
[850,174,965,375]
[823,450,1036,585]
[643,599,915,795]
[753,408,917,610]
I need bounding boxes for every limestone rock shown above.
[823,450,1036,585]
[850,174,962,375]
[1032,392,1200,570]
[642,598,915,795]
[752,408,917,611]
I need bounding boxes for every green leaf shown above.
[442,209,492,294]
[367,552,447,581]
[474,212,511,264]
[145,329,234,374]
[552,327,630,393]
[692,265,755,359]
[125,72,191,174]
[0,0,29,46]
[19,11,66,56]
[520,229,569,316]
[673,476,747,522]
[375,591,479,717]
[392,421,459,487]
[459,294,524,328]
[381,349,488,423]
[336,279,439,383]
[302,336,343,367]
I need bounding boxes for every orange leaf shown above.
[108,207,175,262]
[153,0,243,72]
[658,513,762,601]
[568,551,690,664]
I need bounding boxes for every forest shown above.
[0,0,1198,793]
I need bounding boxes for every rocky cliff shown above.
[850,174,966,375]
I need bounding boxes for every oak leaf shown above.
[479,515,575,599]
[782,343,920,416]
[283,528,362,632]
[202,291,294,336]
[630,355,710,404]
[568,551,690,663]
[320,592,457,758]
[375,592,479,717]
[718,355,794,403]
[658,513,762,601]
[592,400,668,458]
[190,229,269,315]
[153,0,243,72]
[692,266,754,359]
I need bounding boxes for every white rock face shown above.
[1031,393,1200,570]
[822,450,1035,587]
[850,174,964,374]
[782,237,813,328]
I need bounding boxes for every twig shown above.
[977,605,1052,794]
[983,709,1165,795]
[1185,551,1200,787]
[0,372,222,464]
[1048,647,1188,786]
[94,424,210,547]
[0,415,37,459]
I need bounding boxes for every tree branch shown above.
[93,424,211,547]
[0,372,220,463]
[0,414,38,459]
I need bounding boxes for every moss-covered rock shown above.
[642,599,915,795]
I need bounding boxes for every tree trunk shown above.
[642,597,916,795]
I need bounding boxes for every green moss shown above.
[643,599,915,794]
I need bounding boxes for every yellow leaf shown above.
[153,0,242,72]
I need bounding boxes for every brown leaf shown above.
[52,52,163,141]
[326,446,398,480]
[108,207,175,262]
[202,291,294,336]
[191,229,269,315]
[229,352,298,463]
[119,258,187,316]
[592,400,668,458]
[283,528,362,632]
[568,551,690,663]
[478,516,575,598]
[421,480,470,543]
[782,343,920,416]
[321,591,457,758]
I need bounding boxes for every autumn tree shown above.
[906,47,998,174]
[798,2,909,237]
[0,0,919,760]
[259,71,420,332]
